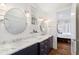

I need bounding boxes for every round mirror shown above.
[4,8,27,34]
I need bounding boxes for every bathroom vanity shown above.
[12,43,38,55]
[0,34,53,55]
[0,7,53,55]
[12,35,53,55]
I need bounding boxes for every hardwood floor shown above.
[48,38,71,55]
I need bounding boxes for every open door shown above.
[56,3,76,55]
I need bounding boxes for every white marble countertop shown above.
[0,34,53,55]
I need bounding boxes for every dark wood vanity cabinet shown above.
[38,36,53,55]
[12,36,53,55]
[38,40,50,55]
[12,43,38,55]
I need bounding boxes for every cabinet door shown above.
[38,36,53,55]
[12,43,38,55]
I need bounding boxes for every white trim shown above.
[71,3,76,55]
